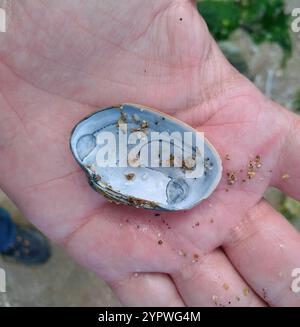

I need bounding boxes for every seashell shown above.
[70,104,222,210]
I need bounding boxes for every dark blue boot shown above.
[0,207,51,265]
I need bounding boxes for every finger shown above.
[223,200,300,306]
[110,273,185,307]
[270,106,300,200]
[171,248,265,307]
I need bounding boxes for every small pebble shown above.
[243,287,249,296]
[125,173,135,181]
[255,155,262,168]
[192,254,199,263]
[282,173,290,180]
[141,120,148,129]
[227,171,237,185]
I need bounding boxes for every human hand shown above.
[0,0,299,306]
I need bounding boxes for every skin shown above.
[0,0,300,306]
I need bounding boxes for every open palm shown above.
[1,0,300,306]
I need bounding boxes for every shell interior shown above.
[70,104,222,210]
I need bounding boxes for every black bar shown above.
[0,307,299,325]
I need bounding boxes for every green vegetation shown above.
[197,1,299,224]
[197,0,292,64]
[279,196,300,222]
[287,93,300,221]
[293,89,300,113]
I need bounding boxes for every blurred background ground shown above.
[1,0,300,306]
[0,190,120,307]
